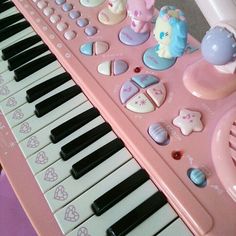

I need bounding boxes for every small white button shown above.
[64,30,76,40]
[37,0,48,9]
[43,7,54,16]
[50,14,61,24]
[56,22,68,32]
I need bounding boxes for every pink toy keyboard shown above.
[0,0,236,235]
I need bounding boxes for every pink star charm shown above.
[173,109,203,135]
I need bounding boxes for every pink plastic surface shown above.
[0,1,236,236]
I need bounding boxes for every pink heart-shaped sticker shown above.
[6,97,17,107]
[19,122,32,133]
[12,109,24,120]
[35,151,48,164]
[27,136,40,148]
[54,185,68,201]
[0,85,10,96]
[64,205,79,222]
[44,167,58,182]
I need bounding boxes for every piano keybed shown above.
[0,0,236,235]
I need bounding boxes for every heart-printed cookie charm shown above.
[54,185,68,201]
[27,136,40,148]
[12,109,24,120]
[64,205,80,222]
[0,85,10,96]
[44,167,58,182]
[19,122,32,133]
[35,151,48,164]
[6,97,17,107]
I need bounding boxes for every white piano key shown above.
[21,101,94,159]
[0,7,18,20]
[0,60,61,102]
[54,159,140,234]
[0,70,15,85]
[127,204,177,236]
[0,27,33,51]
[157,218,193,236]
[0,31,36,59]
[67,180,157,236]
[5,79,75,128]
[0,60,8,73]
[27,114,103,175]
[44,147,132,213]
[0,67,65,114]
[12,93,87,142]
[36,131,116,193]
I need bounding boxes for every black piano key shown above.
[0,0,10,4]
[71,138,124,179]
[35,85,82,118]
[2,34,41,60]
[107,191,167,236]
[0,13,24,29]
[92,169,149,216]
[0,1,14,13]
[60,122,112,161]
[0,21,30,42]
[8,44,49,71]
[26,72,71,103]
[50,107,100,143]
[14,53,57,81]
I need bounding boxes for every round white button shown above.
[50,14,61,24]
[56,22,68,32]
[37,0,48,9]
[43,7,54,16]
[64,30,77,40]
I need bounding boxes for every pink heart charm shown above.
[19,122,32,133]
[6,97,17,107]
[54,185,68,201]
[0,85,10,96]
[64,205,80,222]
[44,167,58,182]
[12,109,24,120]
[35,151,48,164]
[27,136,40,148]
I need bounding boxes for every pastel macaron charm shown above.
[173,109,203,135]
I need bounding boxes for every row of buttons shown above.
[33,0,98,40]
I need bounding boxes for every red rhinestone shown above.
[134,67,141,73]
[172,151,183,160]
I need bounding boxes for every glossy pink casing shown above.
[0,1,236,235]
